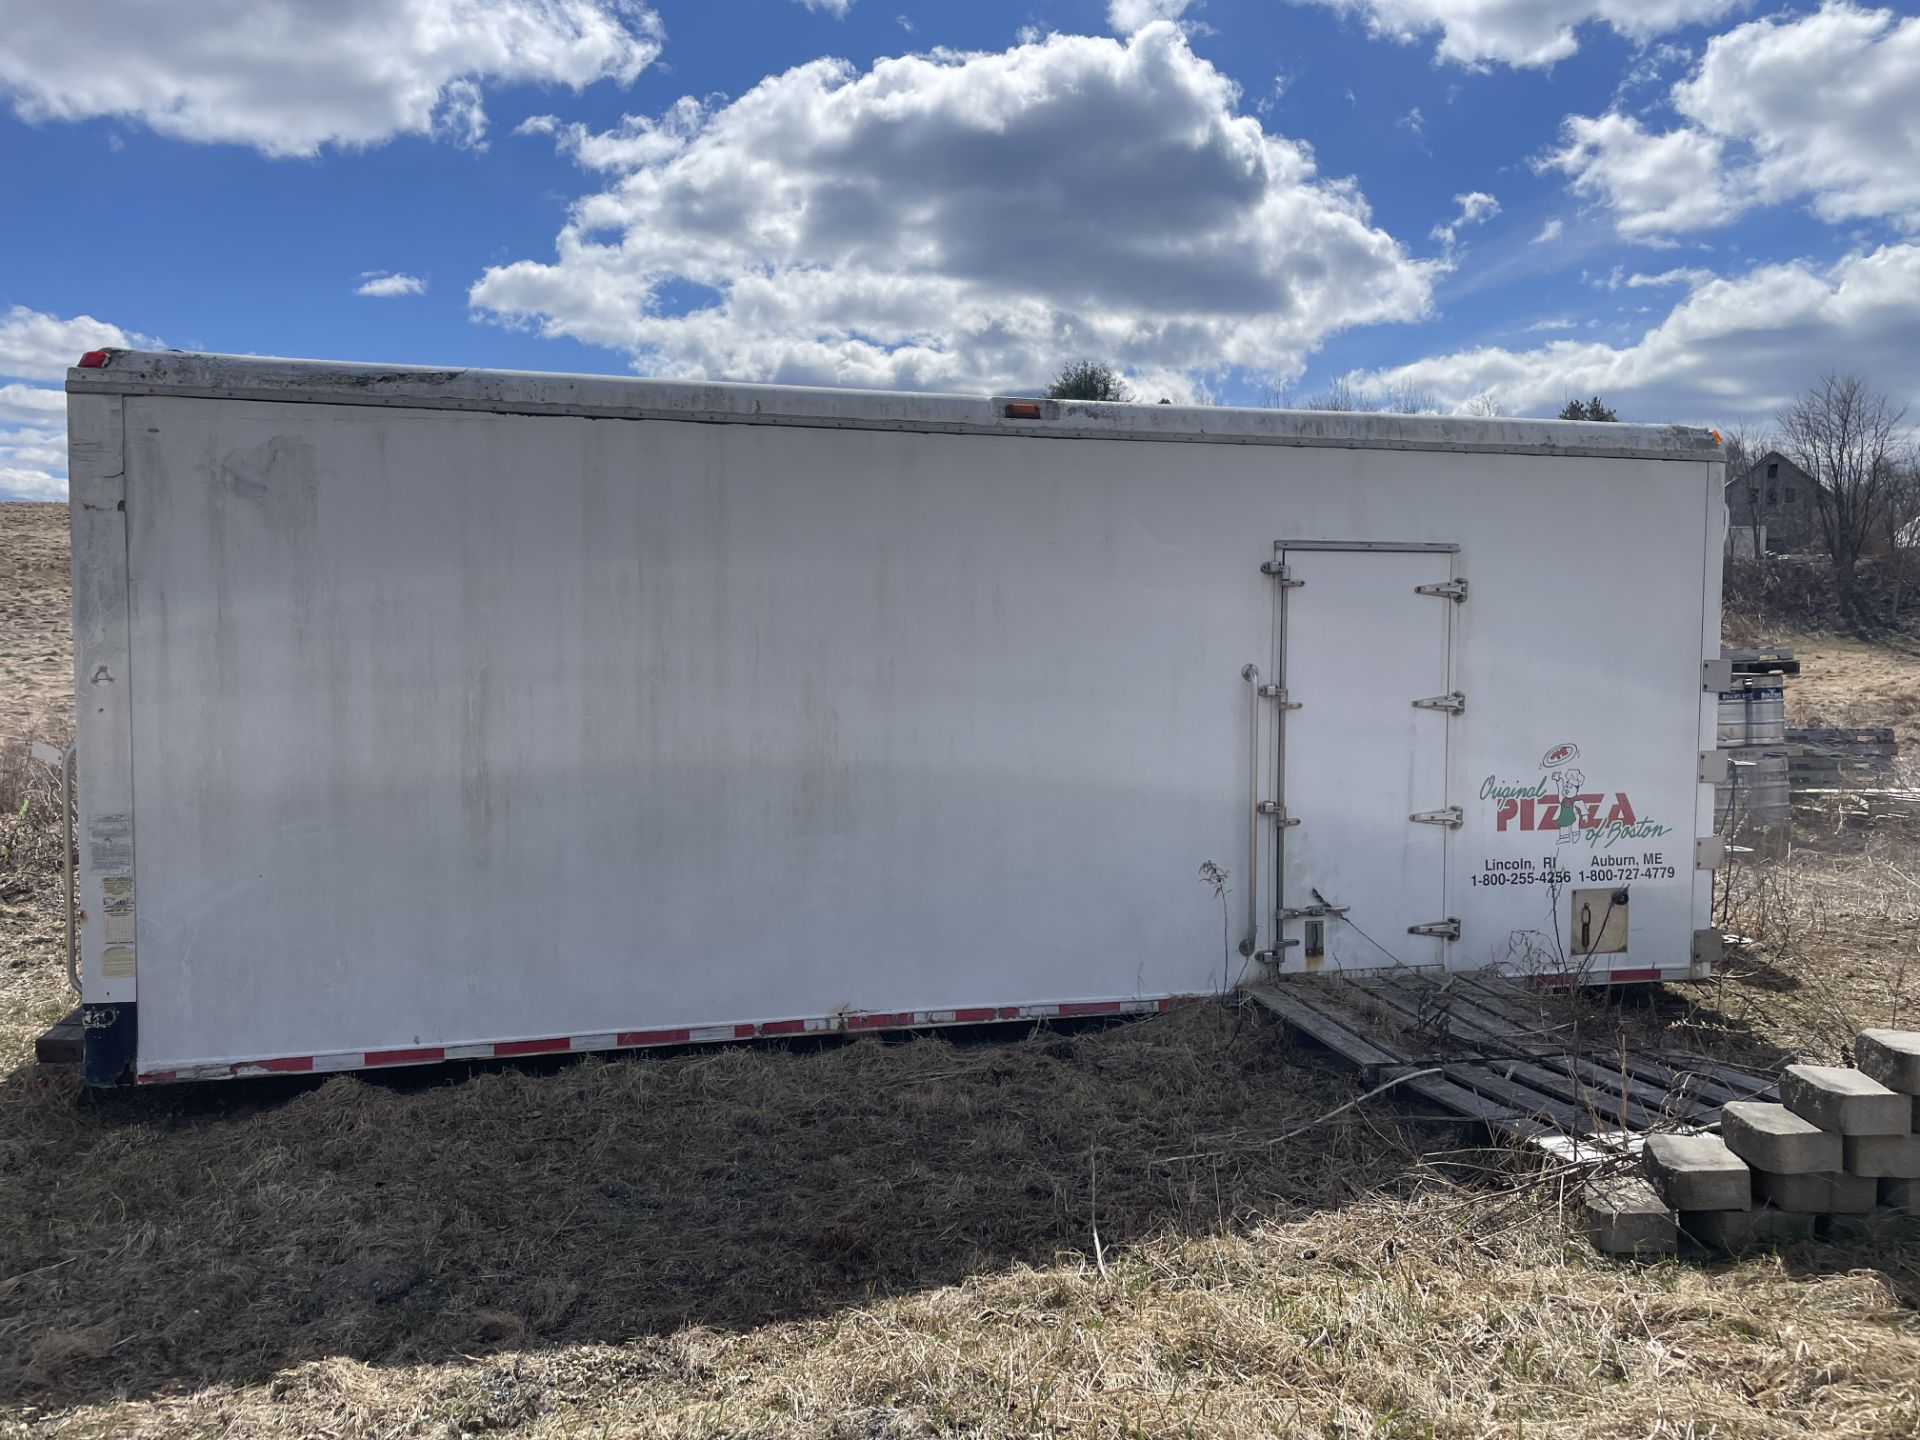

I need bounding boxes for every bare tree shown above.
[1878,445,1920,623]
[1380,378,1441,415]
[1299,376,1439,414]
[1777,372,1910,625]
[1714,420,1778,561]
[1714,420,1776,564]
[1463,391,1506,418]
[1298,376,1371,412]
[1715,420,1773,484]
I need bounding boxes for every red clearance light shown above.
[77,350,111,368]
[1003,400,1043,419]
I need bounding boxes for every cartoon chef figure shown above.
[1549,768,1585,844]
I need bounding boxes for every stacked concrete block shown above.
[1582,1174,1677,1258]
[1840,1033,1920,1237]
[1721,1038,1920,1249]
[1718,1098,1863,1242]
[1780,1063,1911,1134]
[1589,1033,1920,1259]
[1856,1029,1920,1093]
[1638,1134,1760,1254]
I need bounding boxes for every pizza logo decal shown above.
[1479,742,1671,848]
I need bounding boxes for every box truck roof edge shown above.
[69,349,1722,463]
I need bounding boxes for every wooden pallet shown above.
[1246,970,1777,1153]
[1723,646,1799,677]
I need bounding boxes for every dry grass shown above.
[2,1013,1918,1439]
[1684,839,1920,1066]
[0,505,70,743]
[1784,635,1920,752]
[2,507,1919,1438]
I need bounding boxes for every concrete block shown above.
[1763,1207,1818,1243]
[1780,1064,1911,1136]
[1818,1210,1905,1243]
[1752,1169,1827,1211]
[1856,1030,1920,1095]
[1881,1177,1919,1213]
[1720,1101,1843,1174]
[1681,1207,1813,1253]
[1831,1171,1880,1213]
[1752,1169,1878,1213]
[1584,1175,1677,1257]
[1680,1208,1765,1253]
[1643,1133,1751,1212]
[1843,1133,1920,1179]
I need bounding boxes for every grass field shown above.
[2,502,1917,1437]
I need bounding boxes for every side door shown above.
[1273,544,1460,972]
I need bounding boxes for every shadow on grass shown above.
[1590,978,1800,1079]
[0,1001,1457,1409]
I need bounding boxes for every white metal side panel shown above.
[109,386,1721,1072]
[122,398,1272,1069]
[1276,550,1453,971]
[68,393,136,1013]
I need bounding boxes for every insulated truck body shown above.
[64,351,1728,1085]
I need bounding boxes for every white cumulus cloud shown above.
[1430,189,1500,245]
[357,272,428,297]
[1109,0,1195,34]
[0,0,664,158]
[1543,111,1735,236]
[475,24,1435,399]
[1340,244,1920,421]
[0,305,160,501]
[0,383,66,426]
[0,304,154,380]
[1547,3,1920,236]
[1286,0,1746,69]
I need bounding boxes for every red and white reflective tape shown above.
[134,995,1187,1084]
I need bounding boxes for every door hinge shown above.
[1260,559,1305,587]
[1415,578,1469,602]
[1412,691,1466,715]
[1695,835,1728,870]
[1250,941,1301,962]
[1698,750,1730,784]
[1701,658,1734,692]
[1410,805,1464,828]
[1257,684,1302,709]
[1279,902,1351,920]
[1408,918,1462,941]
[1257,801,1301,827]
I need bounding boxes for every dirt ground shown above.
[1,503,1917,1438]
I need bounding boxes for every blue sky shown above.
[2,0,1918,499]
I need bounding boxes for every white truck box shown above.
[63,351,1727,1084]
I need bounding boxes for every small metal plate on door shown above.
[1570,887,1629,956]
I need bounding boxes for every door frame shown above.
[1269,539,1462,971]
